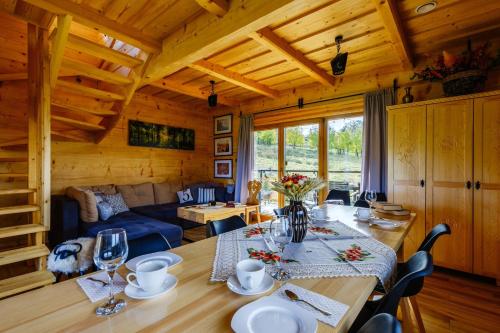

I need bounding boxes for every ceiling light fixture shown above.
[208,80,218,108]
[415,1,437,14]
[331,35,348,76]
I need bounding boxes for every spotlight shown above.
[331,35,348,76]
[208,80,218,108]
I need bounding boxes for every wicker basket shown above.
[442,70,486,96]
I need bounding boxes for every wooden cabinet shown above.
[387,90,500,279]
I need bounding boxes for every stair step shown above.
[61,58,134,85]
[0,173,28,179]
[0,245,50,266]
[56,80,125,101]
[51,115,106,131]
[52,100,117,116]
[0,270,54,299]
[0,139,28,148]
[0,205,39,216]
[0,150,27,162]
[0,189,35,196]
[0,224,46,239]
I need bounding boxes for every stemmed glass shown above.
[365,190,377,216]
[93,228,128,316]
[269,216,293,281]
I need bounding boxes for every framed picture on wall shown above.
[214,159,233,179]
[214,114,232,135]
[214,136,233,156]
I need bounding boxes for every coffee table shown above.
[177,203,260,225]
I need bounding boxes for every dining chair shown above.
[207,215,247,237]
[348,251,433,333]
[127,233,171,260]
[353,191,387,208]
[325,189,350,206]
[357,313,401,333]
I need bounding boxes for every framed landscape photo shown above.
[214,114,232,135]
[214,136,233,156]
[129,120,195,150]
[214,159,233,179]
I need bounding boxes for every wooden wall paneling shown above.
[473,95,500,279]
[426,100,474,272]
[49,14,71,88]
[387,105,426,261]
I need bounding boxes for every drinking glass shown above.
[269,216,293,281]
[93,228,128,316]
[365,190,377,215]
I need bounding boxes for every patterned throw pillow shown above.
[197,188,215,204]
[102,193,129,215]
[96,201,114,221]
[177,188,194,204]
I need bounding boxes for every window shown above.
[254,129,279,213]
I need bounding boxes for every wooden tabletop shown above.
[0,206,415,333]
[177,203,259,224]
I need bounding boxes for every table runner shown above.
[210,220,397,290]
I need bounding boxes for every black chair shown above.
[357,313,401,333]
[127,233,170,261]
[326,189,351,206]
[273,207,285,217]
[348,251,433,333]
[207,215,247,237]
[353,191,387,208]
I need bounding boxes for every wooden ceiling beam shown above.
[372,0,412,69]
[143,0,332,84]
[195,0,229,17]
[23,0,161,53]
[250,27,336,88]
[190,59,279,98]
[149,78,240,106]
[50,15,72,88]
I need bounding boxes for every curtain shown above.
[361,88,395,193]
[235,114,254,203]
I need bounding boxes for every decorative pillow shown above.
[96,202,114,221]
[177,189,194,204]
[197,188,215,204]
[65,187,98,223]
[116,182,155,208]
[102,193,129,215]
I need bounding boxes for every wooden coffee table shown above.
[177,203,260,225]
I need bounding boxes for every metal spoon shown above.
[86,277,108,286]
[284,289,332,316]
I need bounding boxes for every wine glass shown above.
[93,228,128,316]
[269,216,293,281]
[365,190,377,215]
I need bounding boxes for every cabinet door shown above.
[387,106,426,261]
[473,95,500,278]
[426,100,473,272]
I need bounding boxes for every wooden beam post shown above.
[250,27,336,88]
[190,60,280,99]
[195,0,229,17]
[50,14,72,88]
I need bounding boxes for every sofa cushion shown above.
[79,211,183,244]
[96,201,113,221]
[81,184,116,195]
[102,193,129,215]
[177,188,194,204]
[131,202,193,221]
[197,188,215,203]
[116,182,155,208]
[153,182,181,204]
[215,186,226,202]
[65,187,98,223]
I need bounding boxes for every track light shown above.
[208,80,218,108]
[331,35,348,76]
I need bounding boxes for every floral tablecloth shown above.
[210,220,397,290]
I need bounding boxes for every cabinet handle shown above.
[466,181,472,189]
[420,179,425,188]
[475,181,481,190]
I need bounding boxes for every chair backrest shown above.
[127,233,170,260]
[207,215,247,237]
[375,251,433,316]
[354,191,387,208]
[273,207,285,217]
[418,223,451,252]
[357,313,401,333]
[326,189,351,206]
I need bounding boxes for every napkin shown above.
[76,271,127,303]
[273,283,349,328]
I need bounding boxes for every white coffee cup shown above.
[236,259,265,290]
[357,208,371,220]
[126,259,168,292]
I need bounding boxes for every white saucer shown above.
[124,273,177,300]
[227,274,274,296]
[353,213,371,222]
[126,251,183,272]
[369,220,403,230]
[231,296,318,333]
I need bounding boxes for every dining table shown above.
[0,205,415,333]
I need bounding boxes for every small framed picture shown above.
[214,136,233,156]
[214,114,232,135]
[214,159,233,179]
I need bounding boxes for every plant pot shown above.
[283,200,308,243]
[442,70,487,96]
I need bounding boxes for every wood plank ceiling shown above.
[0,0,499,142]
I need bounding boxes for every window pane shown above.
[327,116,363,205]
[253,129,279,213]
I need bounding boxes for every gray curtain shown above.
[235,115,254,203]
[361,88,395,193]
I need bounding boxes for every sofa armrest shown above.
[49,195,80,246]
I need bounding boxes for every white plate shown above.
[369,220,403,230]
[353,213,370,222]
[125,273,177,300]
[231,296,317,333]
[126,251,183,272]
[227,274,274,296]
